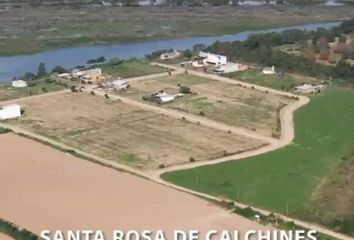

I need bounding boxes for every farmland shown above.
[224,69,319,91]
[0,77,72,102]
[0,6,353,56]
[7,92,264,170]
[118,74,295,137]
[162,88,354,236]
[99,59,166,79]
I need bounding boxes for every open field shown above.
[0,233,13,240]
[118,74,294,137]
[0,6,353,56]
[224,69,319,91]
[7,92,263,170]
[0,77,72,102]
[162,88,354,236]
[0,133,270,237]
[99,59,166,79]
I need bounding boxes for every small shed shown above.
[0,104,21,120]
[12,80,27,88]
[262,66,276,75]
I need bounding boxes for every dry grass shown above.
[119,74,294,137]
[9,92,263,170]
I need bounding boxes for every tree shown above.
[37,63,47,78]
[183,49,192,59]
[23,72,36,81]
[179,86,192,94]
[51,65,68,74]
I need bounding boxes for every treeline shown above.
[0,218,38,240]
[202,18,354,83]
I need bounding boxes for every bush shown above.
[179,86,192,94]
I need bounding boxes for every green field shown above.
[225,69,318,91]
[0,78,72,101]
[99,60,165,78]
[162,88,354,235]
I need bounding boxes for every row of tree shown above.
[201,18,354,83]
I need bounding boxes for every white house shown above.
[72,68,102,77]
[295,84,325,94]
[155,92,176,104]
[12,80,27,88]
[160,50,181,60]
[199,51,227,66]
[0,104,21,120]
[262,66,276,75]
[213,62,240,73]
[112,80,129,90]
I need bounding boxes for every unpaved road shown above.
[0,133,270,238]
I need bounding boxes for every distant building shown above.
[324,0,344,6]
[199,51,227,66]
[11,80,27,88]
[112,80,129,90]
[160,50,181,60]
[0,104,21,120]
[101,0,112,6]
[294,84,325,94]
[72,68,102,78]
[213,62,240,73]
[262,66,276,75]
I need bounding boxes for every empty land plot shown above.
[0,133,270,237]
[119,74,295,137]
[8,92,263,170]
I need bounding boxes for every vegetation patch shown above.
[162,88,354,236]
[0,218,38,240]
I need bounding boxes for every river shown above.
[0,21,340,82]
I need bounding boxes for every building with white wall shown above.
[0,104,21,120]
[199,52,227,66]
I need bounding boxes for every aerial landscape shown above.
[1,1,354,240]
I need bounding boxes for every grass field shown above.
[0,78,72,102]
[162,88,354,235]
[225,69,319,91]
[119,74,294,137]
[0,6,352,56]
[99,60,165,79]
[8,92,263,170]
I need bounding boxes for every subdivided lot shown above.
[98,60,166,79]
[8,92,263,170]
[0,77,72,102]
[118,74,295,137]
[162,88,354,236]
[224,69,319,91]
[0,133,270,237]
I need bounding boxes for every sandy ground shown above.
[0,234,13,240]
[0,133,270,239]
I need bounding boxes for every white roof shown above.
[112,80,128,85]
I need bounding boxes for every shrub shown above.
[180,86,192,94]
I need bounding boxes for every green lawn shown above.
[225,69,317,91]
[162,88,354,235]
[0,78,72,101]
[99,60,165,79]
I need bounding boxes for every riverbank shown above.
[0,6,352,56]
[0,21,340,83]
